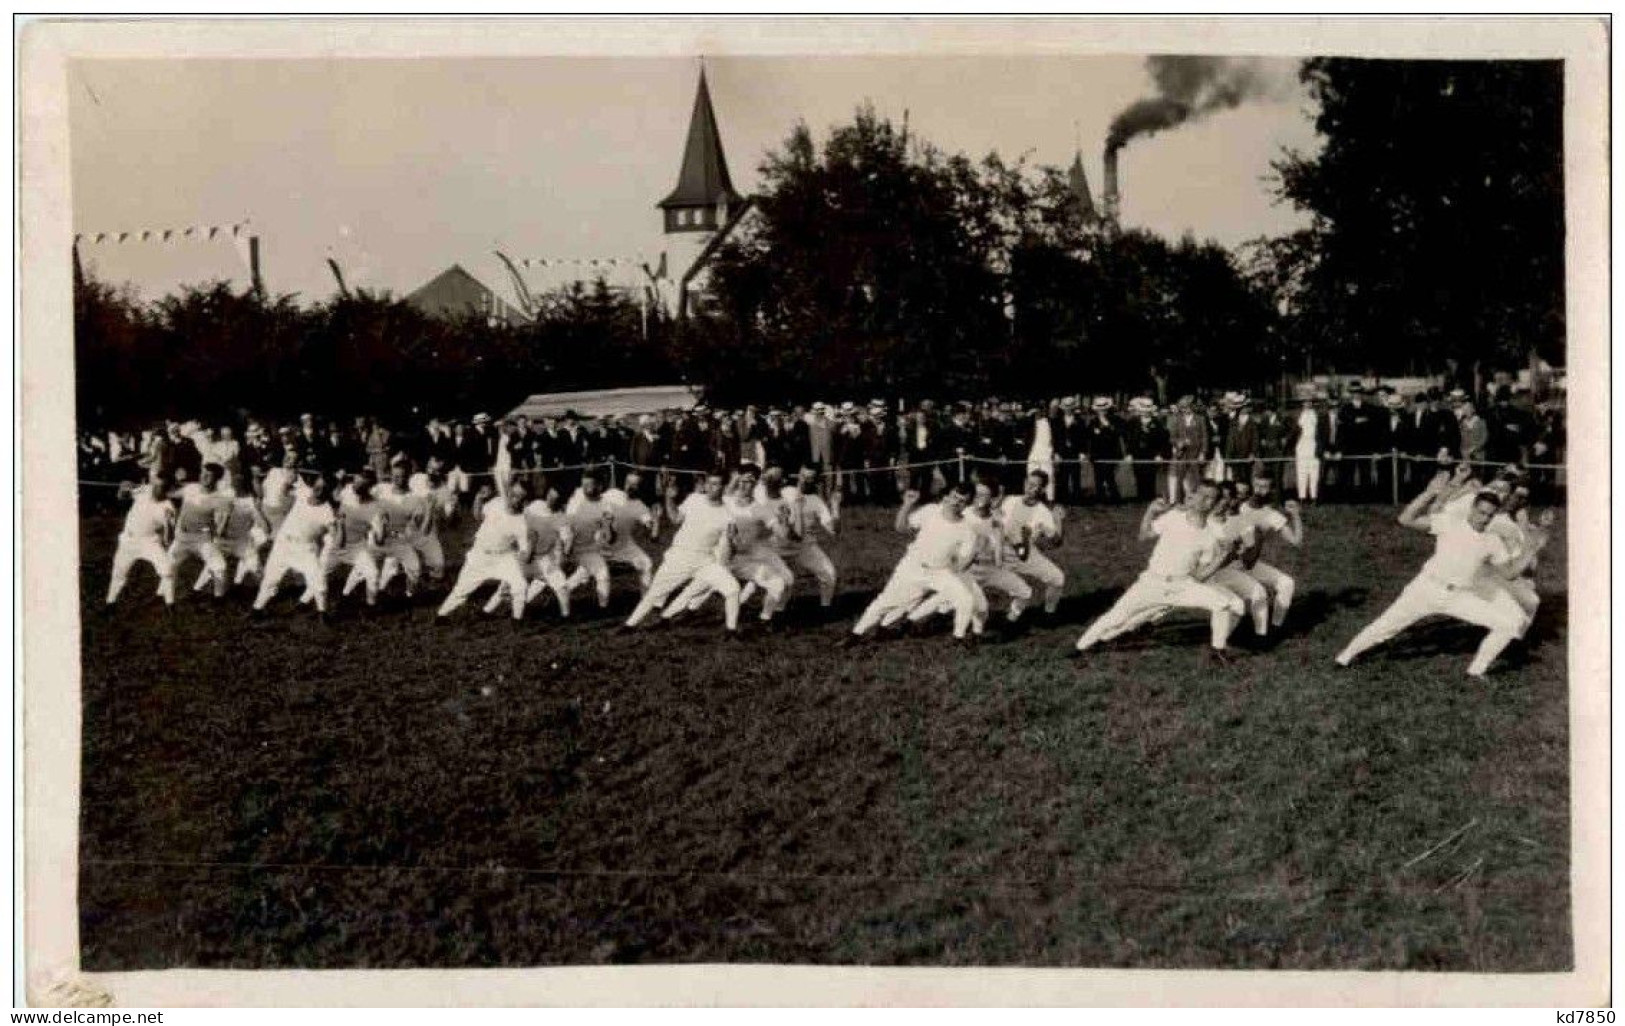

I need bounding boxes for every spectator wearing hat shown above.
[903,407,943,498]
[1288,396,1330,504]
[833,404,866,502]
[1086,397,1125,503]
[1024,403,1056,502]
[1168,395,1208,504]
[1050,396,1086,505]
[1221,394,1260,481]
[1371,391,1406,498]
[806,403,835,476]
[1257,400,1291,472]
[1392,392,1432,495]
[758,409,790,475]
[1124,397,1170,501]
[783,405,811,474]
[456,413,497,504]
[361,416,392,480]
[323,419,360,476]
[1458,399,1490,465]
[738,405,766,469]
[865,401,898,505]
[940,405,976,492]
[628,414,666,501]
[1335,384,1381,501]
[1486,387,1534,466]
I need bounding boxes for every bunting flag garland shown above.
[77,220,252,246]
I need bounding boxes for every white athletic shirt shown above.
[277,500,336,548]
[470,505,530,557]
[997,496,1058,556]
[723,494,779,551]
[376,483,432,540]
[409,477,456,522]
[669,495,733,556]
[175,484,230,539]
[121,492,175,542]
[904,504,978,571]
[261,467,300,515]
[336,499,384,548]
[603,492,655,539]
[784,487,837,541]
[220,497,260,543]
[1235,503,1289,539]
[961,508,1007,566]
[564,494,615,552]
[1440,488,1487,522]
[1145,511,1219,578]
[1421,514,1510,588]
[1488,512,1536,576]
[522,500,572,556]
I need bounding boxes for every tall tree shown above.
[1272,59,1565,378]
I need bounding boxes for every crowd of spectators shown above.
[77,381,1566,513]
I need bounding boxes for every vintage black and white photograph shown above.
[18,16,1610,1007]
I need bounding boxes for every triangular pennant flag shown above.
[185,226,197,238]
[94,233,107,243]
[139,230,152,242]
[73,234,82,244]
[116,232,129,243]
[208,226,220,240]
[232,224,243,238]
[162,229,174,243]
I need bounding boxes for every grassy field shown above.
[77,500,1570,971]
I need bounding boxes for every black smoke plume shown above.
[1106,56,1284,152]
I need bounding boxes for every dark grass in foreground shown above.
[77,503,1570,970]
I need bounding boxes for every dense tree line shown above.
[75,277,679,428]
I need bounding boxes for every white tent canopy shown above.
[506,385,700,421]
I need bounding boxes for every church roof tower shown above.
[659,68,745,234]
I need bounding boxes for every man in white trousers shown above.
[169,462,233,602]
[510,486,574,617]
[667,468,794,625]
[998,470,1067,616]
[906,479,1030,634]
[562,474,620,611]
[252,473,338,615]
[622,472,742,635]
[437,478,534,622]
[597,470,658,596]
[106,474,178,607]
[840,481,981,647]
[328,469,388,609]
[1230,473,1304,633]
[1073,481,1247,663]
[1334,471,1544,678]
[193,470,271,594]
[377,461,442,595]
[752,465,840,610]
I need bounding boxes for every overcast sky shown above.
[69,55,1321,306]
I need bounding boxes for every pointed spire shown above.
[659,67,744,219]
[1068,150,1097,222]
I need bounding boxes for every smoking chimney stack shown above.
[1102,145,1120,226]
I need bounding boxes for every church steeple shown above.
[1067,150,1097,222]
[659,68,744,234]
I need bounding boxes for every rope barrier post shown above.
[608,458,618,490]
[958,451,967,485]
[1390,449,1400,506]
